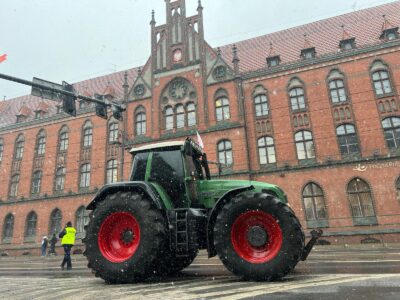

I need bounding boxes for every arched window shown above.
[106,159,118,184]
[55,167,66,191]
[58,126,69,152]
[396,177,400,202]
[76,206,89,234]
[216,97,230,121]
[9,174,20,198]
[135,107,146,136]
[187,103,196,127]
[372,70,392,96]
[329,79,347,103]
[254,94,269,117]
[257,136,276,165]
[108,122,119,143]
[0,138,4,162]
[176,105,185,128]
[165,106,174,130]
[217,140,233,166]
[302,183,328,228]
[82,121,93,147]
[2,214,14,242]
[25,211,37,239]
[347,178,377,225]
[80,164,91,188]
[295,131,315,160]
[31,171,42,194]
[49,209,62,235]
[36,130,46,156]
[14,134,24,160]
[382,117,400,149]
[289,88,306,111]
[336,124,360,155]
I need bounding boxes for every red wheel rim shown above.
[231,210,283,264]
[98,212,140,263]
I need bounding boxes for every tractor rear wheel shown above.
[213,193,304,281]
[83,191,168,283]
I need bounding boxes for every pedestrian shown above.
[41,236,48,257]
[59,221,76,270]
[48,233,58,256]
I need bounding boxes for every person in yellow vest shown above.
[59,221,76,270]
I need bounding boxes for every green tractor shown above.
[83,138,322,283]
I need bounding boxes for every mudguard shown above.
[86,181,164,210]
[206,185,254,257]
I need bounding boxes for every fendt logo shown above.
[0,53,7,63]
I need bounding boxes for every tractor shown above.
[83,138,322,283]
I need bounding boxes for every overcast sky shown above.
[0,0,398,99]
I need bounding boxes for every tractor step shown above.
[301,229,323,261]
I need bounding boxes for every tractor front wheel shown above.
[213,193,304,281]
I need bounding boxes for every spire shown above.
[341,24,351,40]
[267,42,277,57]
[137,67,142,77]
[197,0,203,11]
[216,47,221,57]
[381,14,395,31]
[303,33,312,49]
[232,44,240,74]
[150,9,156,26]
[123,71,129,101]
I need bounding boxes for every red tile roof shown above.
[0,1,399,129]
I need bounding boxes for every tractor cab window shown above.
[150,150,186,207]
[185,155,204,180]
[131,153,149,181]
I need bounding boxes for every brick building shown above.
[1,0,400,255]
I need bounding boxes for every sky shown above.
[0,0,398,99]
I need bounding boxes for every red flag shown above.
[0,54,7,63]
[196,131,204,149]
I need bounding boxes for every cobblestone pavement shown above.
[1,248,400,299]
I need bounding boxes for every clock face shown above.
[173,49,182,62]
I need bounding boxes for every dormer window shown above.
[16,116,26,123]
[340,38,355,51]
[34,111,44,120]
[380,16,399,41]
[301,48,316,60]
[387,32,397,40]
[267,56,280,68]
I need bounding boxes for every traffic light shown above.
[62,82,76,117]
[94,94,108,120]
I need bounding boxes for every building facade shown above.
[1,0,400,255]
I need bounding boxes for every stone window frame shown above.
[164,106,174,130]
[186,102,196,127]
[327,69,350,104]
[2,213,14,243]
[294,130,316,160]
[79,163,91,188]
[82,120,93,148]
[287,77,308,113]
[24,211,37,241]
[49,208,62,236]
[257,136,276,166]
[106,159,118,184]
[75,206,89,235]
[35,129,46,157]
[108,121,119,144]
[217,139,233,167]
[176,104,185,129]
[381,116,400,150]
[0,138,4,162]
[336,123,361,157]
[346,177,378,226]
[302,182,329,228]
[215,89,231,122]
[58,125,69,152]
[31,170,42,195]
[370,60,394,98]
[9,174,20,199]
[253,85,270,118]
[54,167,66,192]
[135,106,147,136]
[14,134,25,160]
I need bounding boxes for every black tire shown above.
[213,193,304,281]
[83,191,168,283]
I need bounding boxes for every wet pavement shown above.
[0,247,400,299]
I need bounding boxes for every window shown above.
[14,135,24,160]
[396,177,400,202]
[254,94,269,117]
[55,167,66,191]
[302,183,328,226]
[382,117,400,149]
[31,171,42,194]
[59,126,69,152]
[329,79,347,103]
[165,106,174,130]
[9,175,20,198]
[301,48,316,59]
[295,131,315,160]
[289,88,306,111]
[25,211,37,239]
[108,123,119,143]
[387,32,397,40]
[76,206,89,234]
[2,214,14,242]
[49,209,62,235]
[336,124,360,155]
[80,164,91,188]
[36,131,46,156]
[216,97,230,121]
[176,104,185,128]
[0,139,3,162]
[372,70,392,96]
[187,103,196,127]
[135,107,146,135]
[217,140,233,166]
[347,178,377,224]
[106,159,118,184]
[267,56,280,67]
[83,121,93,147]
[257,137,276,165]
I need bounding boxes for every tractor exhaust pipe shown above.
[301,229,323,261]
